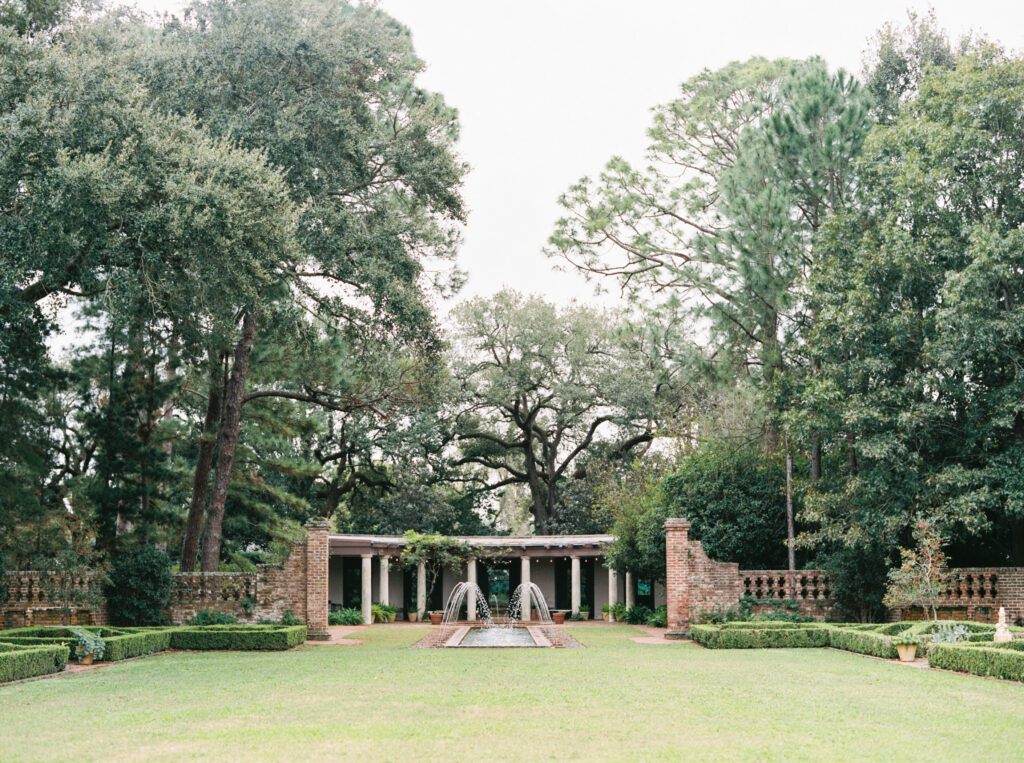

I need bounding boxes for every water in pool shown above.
[457,627,537,647]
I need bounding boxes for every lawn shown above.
[2,624,1023,761]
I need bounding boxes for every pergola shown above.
[328,533,646,625]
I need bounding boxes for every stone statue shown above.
[994,606,1012,643]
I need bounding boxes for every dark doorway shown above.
[402,567,444,615]
[553,558,595,617]
[342,557,361,608]
[637,578,655,609]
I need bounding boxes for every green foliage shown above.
[280,610,302,627]
[329,609,364,626]
[0,643,69,684]
[646,605,668,628]
[929,643,1024,683]
[883,521,951,620]
[0,627,172,662]
[892,634,921,647]
[70,627,104,661]
[104,545,173,627]
[33,514,107,625]
[823,627,898,659]
[817,544,890,623]
[623,605,654,625]
[188,610,239,626]
[399,531,475,607]
[930,623,970,644]
[167,625,306,651]
[371,604,397,624]
[690,624,830,649]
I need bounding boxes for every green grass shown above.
[2,625,1024,761]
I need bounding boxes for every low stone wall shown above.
[1,519,330,635]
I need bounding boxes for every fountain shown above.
[437,581,553,647]
[441,582,494,627]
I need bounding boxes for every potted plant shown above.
[601,604,612,622]
[407,610,419,623]
[71,628,105,665]
[579,607,590,621]
[894,634,920,662]
[428,610,443,626]
[551,611,566,625]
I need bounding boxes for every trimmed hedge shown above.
[0,643,69,683]
[825,627,898,659]
[690,625,829,649]
[929,643,1024,682]
[718,621,825,630]
[168,625,306,651]
[0,627,171,662]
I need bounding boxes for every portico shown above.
[327,534,666,624]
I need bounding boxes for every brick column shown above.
[305,518,331,640]
[664,518,691,639]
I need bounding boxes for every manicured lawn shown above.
[2,624,1023,760]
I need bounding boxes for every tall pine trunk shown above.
[200,312,257,572]
[785,451,796,596]
[180,353,224,571]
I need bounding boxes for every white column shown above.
[571,556,582,616]
[361,554,373,625]
[520,556,531,622]
[378,555,389,607]
[416,561,426,620]
[466,558,477,622]
[625,571,635,609]
[608,567,618,620]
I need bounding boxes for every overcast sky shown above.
[133,0,1024,307]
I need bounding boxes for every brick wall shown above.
[887,567,1024,625]
[2,518,330,628]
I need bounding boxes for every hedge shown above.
[824,627,898,659]
[168,625,306,651]
[929,643,1024,682]
[690,625,829,649]
[0,643,69,683]
[718,621,826,630]
[0,627,172,662]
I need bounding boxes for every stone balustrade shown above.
[740,570,832,602]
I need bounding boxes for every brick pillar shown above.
[305,518,331,640]
[664,518,691,639]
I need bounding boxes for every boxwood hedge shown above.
[825,627,898,659]
[0,627,172,662]
[168,624,307,651]
[690,625,829,649]
[929,642,1024,682]
[0,642,69,683]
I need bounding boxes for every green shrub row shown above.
[0,627,172,662]
[718,621,826,631]
[929,643,1024,682]
[824,627,898,659]
[690,625,830,649]
[0,643,69,683]
[168,625,306,651]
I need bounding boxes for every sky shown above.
[131,0,1024,306]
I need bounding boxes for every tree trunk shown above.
[785,452,796,594]
[200,312,258,572]
[180,354,224,572]
[846,433,857,476]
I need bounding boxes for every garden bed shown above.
[0,642,70,683]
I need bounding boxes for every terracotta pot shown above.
[896,644,918,662]
[429,613,443,625]
[552,612,566,625]
[79,653,94,666]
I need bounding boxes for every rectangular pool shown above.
[456,627,537,647]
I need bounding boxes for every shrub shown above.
[647,605,668,628]
[329,608,364,626]
[189,609,239,626]
[371,604,397,623]
[0,643,69,683]
[929,643,1024,682]
[931,623,970,644]
[623,605,654,625]
[0,627,172,662]
[0,550,8,609]
[610,602,628,620]
[281,610,303,626]
[105,545,174,626]
[168,625,306,650]
[71,627,105,661]
[691,625,829,649]
[825,627,898,659]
